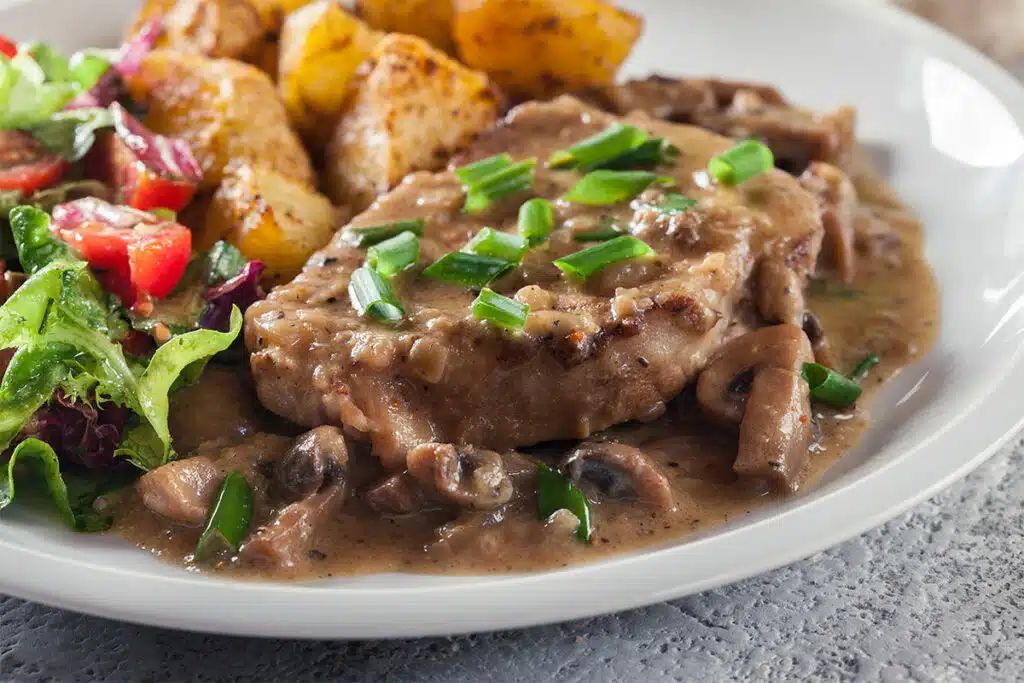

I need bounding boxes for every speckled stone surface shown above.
[1,9,1023,683]
[0,437,1021,682]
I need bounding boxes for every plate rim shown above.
[0,0,1023,639]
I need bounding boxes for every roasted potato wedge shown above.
[205,163,343,282]
[278,1,383,145]
[126,50,315,190]
[126,0,266,62]
[355,0,456,53]
[453,0,643,99]
[249,0,316,32]
[325,34,502,209]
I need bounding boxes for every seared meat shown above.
[579,76,856,175]
[137,434,292,525]
[246,96,823,469]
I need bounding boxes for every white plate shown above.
[0,0,1023,639]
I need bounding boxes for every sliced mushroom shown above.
[696,324,814,490]
[800,161,857,284]
[273,426,348,503]
[239,484,345,569]
[406,443,513,510]
[757,258,805,326]
[802,311,839,369]
[363,472,432,516]
[559,441,675,510]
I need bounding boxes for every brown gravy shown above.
[112,157,939,581]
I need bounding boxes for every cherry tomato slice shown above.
[0,35,16,59]
[0,131,69,194]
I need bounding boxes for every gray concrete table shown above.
[2,13,1023,683]
[0,439,1022,682]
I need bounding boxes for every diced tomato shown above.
[0,130,69,194]
[51,198,192,307]
[0,35,16,59]
[107,104,201,213]
[126,222,192,299]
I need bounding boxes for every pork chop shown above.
[245,96,823,470]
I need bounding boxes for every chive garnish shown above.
[464,158,536,213]
[708,139,774,185]
[802,362,862,408]
[463,227,528,262]
[553,235,655,279]
[537,463,593,543]
[348,219,425,247]
[195,471,253,561]
[573,218,624,242]
[593,137,680,171]
[348,266,405,323]
[518,198,554,246]
[454,153,513,186]
[549,123,648,170]
[423,252,514,287]
[850,353,881,382]
[658,193,697,214]
[472,287,530,331]
[367,231,419,277]
[563,170,660,205]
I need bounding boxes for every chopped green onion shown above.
[850,353,881,382]
[517,198,554,246]
[348,219,425,247]
[367,231,419,277]
[708,139,774,185]
[658,193,697,214]
[563,170,660,205]
[348,266,405,323]
[537,463,593,543]
[802,362,862,408]
[472,287,530,331]
[553,235,654,279]
[549,123,647,170]
[573,218,624,242]
[195,471,253,561]
[593,137,680,171]
[464,158,536,214]
[454,153,512,186]
[423,252,514,287]
[463,227,527,262]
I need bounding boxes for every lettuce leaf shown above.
[0,206,243,475]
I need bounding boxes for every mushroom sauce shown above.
[112,154,939,580]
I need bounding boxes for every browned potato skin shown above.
[126,0,266,62]
[355,0,456,53]
[125,50,316,190]
[249,0,316,33]
[278,1,383,147]
[453,0,643,100]
[204,162,344,283]
[324,34,502,209]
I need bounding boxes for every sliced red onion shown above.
[110,102,202,182]
[52,197,157,232]
[65,17,163,110]
[200,261,266,332]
